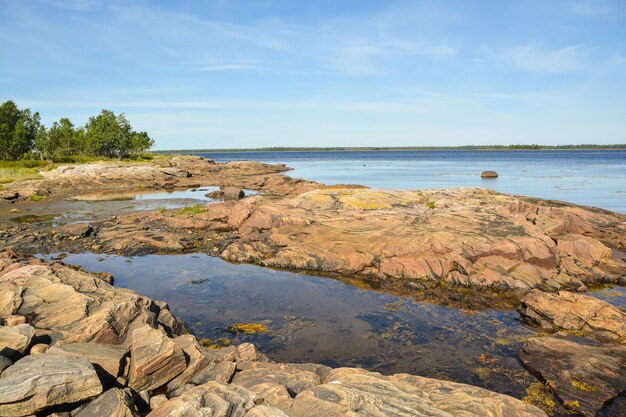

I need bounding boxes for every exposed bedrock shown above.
[193,187,624,291]
[518,289,626,343]
[0,250,548,417]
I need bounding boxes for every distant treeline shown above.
[155,144,626,153]
[0,100,154,161]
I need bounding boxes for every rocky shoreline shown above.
[1,155,625,416]
[1,250,549,417]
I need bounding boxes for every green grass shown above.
[426,200,436,209]
[175,205,207,215]
[0,167,44,184]
[28,194,47,201]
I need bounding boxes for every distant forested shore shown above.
[156,144,626,153]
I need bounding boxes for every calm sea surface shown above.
[195,150,626,213]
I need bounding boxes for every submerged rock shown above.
[519,289,626,342]
[519,336,626,417]
[0,353,102,417]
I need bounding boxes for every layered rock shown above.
[194,188,625,291]
[519,289,626,342]
[289,368,547,417]
[520,336,626,417]
[0,253,548,417]
[0,252,186,345]
[0,353,102,416]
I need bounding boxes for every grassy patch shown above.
[176,205,207,216]
[0,167,44,184]
[226,323,268,334]
[426,200,436,209]
[28,194,47,201]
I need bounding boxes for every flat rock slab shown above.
[0,324,34,360]
[0,353,102,417]
[74,388,139,417]
[289,368,547,417]
[49,342,127,386]
[519,336,626,417]
[519,289,626,342]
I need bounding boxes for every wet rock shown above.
[289,367,546,417]
[48,342,127,387]
[147,381,259,417]
[518,289,626,342]
[54,222,94,239]
[0,324,35,360]
[73,388,139,417]
[481,171,498,178]
[128,326,186,392]
[0,353,102,417]
[520,336,626,417]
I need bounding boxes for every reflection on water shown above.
[67,186,222,203]
[44,252,540,399]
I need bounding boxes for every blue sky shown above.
[1,0,625,149]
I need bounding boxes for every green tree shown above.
[0,100,40,160]
[85,110,153,158]
[48,117,77,156]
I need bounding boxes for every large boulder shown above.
[520,336,626,417]
[289,368,546,417]
[518,290,626,342]
[0,353,102,416]
[0,324,35,360]
[128,326,186,392]
[74,388,139,417]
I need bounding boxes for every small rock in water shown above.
[481,170,498,178]
[222,186,245,200]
